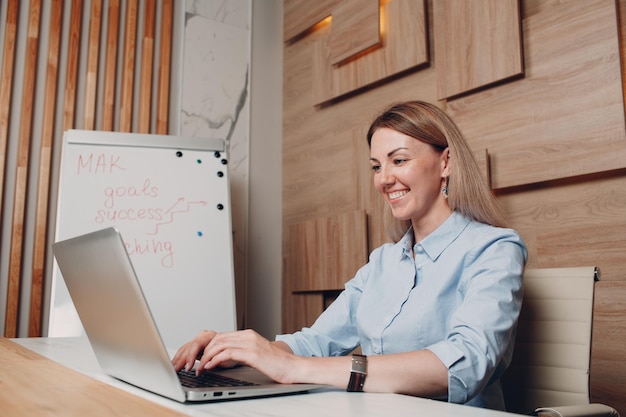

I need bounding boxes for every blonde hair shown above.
[367,101,508,242]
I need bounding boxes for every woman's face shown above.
[369,127,451,232]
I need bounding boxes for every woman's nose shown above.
[377,166,395,186]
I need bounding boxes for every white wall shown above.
[247,0,283,338]
[180,0,283,338]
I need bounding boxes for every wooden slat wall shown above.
[29,0,63,337]
[0,0,176,338]
[155,0,172,135]
[120,0,138,132]
[84,0,103,130]
[0,0,18,225]
[138,0,155,133]
[102,0,120,131]
[6,0,42,340]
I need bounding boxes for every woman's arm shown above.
[179,329,448,398]
[292,349,448,398]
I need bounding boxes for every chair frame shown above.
[502,266,618,417]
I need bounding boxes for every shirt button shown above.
[415,244,424,252]
[416,264,422,270]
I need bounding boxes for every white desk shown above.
[11,337,521,417]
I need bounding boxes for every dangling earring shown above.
[441,176,449,199]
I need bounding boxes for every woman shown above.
[172,101,527,410]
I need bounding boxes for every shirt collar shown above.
[398,211,470,261]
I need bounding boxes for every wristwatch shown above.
[346,353,367,392]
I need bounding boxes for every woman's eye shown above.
[370,165,381,172]
[394,158,407,165]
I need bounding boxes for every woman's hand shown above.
[172,329,299,382]
[171,329,221,372]
[196,329,299,383]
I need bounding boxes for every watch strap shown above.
[346,354,367,392]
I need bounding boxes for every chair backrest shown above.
[502,266,599,414]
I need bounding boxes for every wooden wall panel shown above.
[283,0,626,412]
[283,0,334,42]
[328,0,380,66]
[281,291,325,333]
[499,171,626,410]
[448,0,625,190]
[312,0,428,105]
[282,0,440,334]
[288,210,367,292]
[474,149,491,187]
[536,224,626,270]
[592,281,626,404]
[282,114,361,222]
[434,0,523,99]
[621,0,626,115]
[354,125,387,252]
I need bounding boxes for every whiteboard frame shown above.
[49,129,237,349]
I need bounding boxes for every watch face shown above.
[351,354,367,374]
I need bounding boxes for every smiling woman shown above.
[172,100,527,411]
[366,101,509,241]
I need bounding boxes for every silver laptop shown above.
[52,227,323,402]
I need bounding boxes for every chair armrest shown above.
[535,403,620,417]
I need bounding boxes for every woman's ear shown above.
[441,147,451,177]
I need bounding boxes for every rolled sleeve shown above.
[427,230,526,405]
[275,267,369,357]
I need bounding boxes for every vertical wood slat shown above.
[1,0,175,337]
[102,0,120,131]
[618,0,626,119]
[138,0,155,133]
[28,0,64,337]
[119,0,138,132]
[63,0,83,131]
[0,0,19,228]
[156,0,172,134]
[5,0,42,338]
[83,0,103,129]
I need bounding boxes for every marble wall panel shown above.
[180,0,251,328]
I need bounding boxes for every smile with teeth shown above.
[387,190,408,200]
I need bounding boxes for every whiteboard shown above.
[49,130,237,349]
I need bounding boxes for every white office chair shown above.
[502,266,619,417]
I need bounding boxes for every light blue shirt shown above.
[277,211,527,409]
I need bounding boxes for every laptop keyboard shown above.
[177,369,259,388]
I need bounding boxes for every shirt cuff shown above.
[426,340,469,403]
[275,333,301,356]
